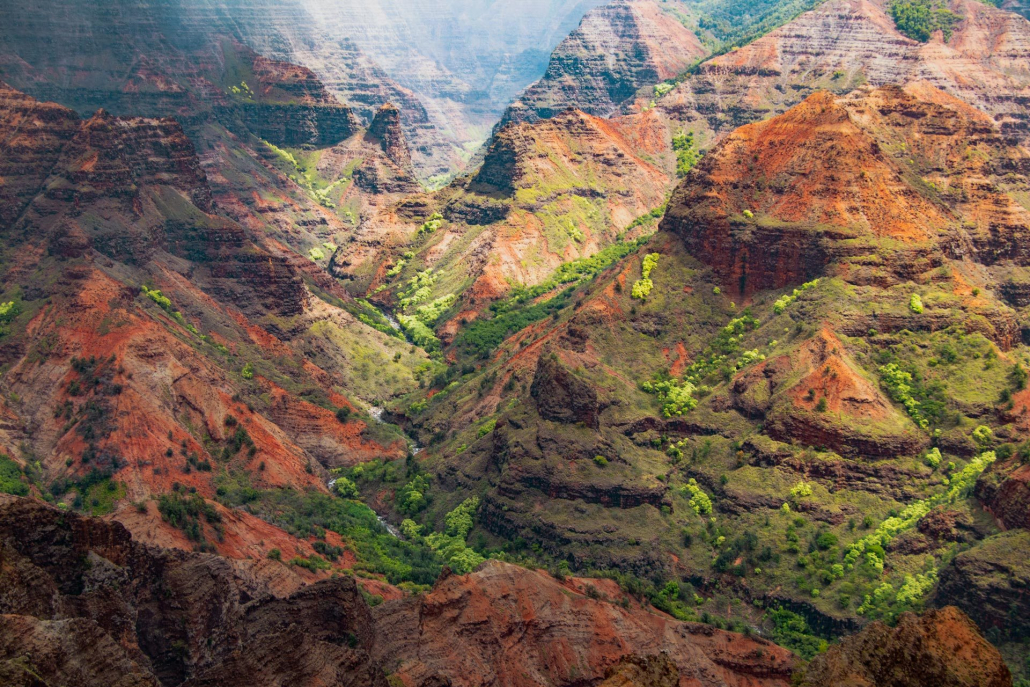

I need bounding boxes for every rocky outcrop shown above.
[935,530,1030,640]
[976,457,1030,530]
[0,84,308,315]
[0,495,387,687]
[796,606,1012,687]
[374,559,796,687]
[733,329,926,460]
[351,106,421,193]
[0,498,806,687]
[661,85,1030,300]
[0,0,361,149]
[600,654,679,687]
[0,82,82,229]
[531,353,605,428]
[504,0,708,123]
[367,102,412,169]
[659,0,1030,145]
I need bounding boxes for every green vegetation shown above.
[773,279,819,314]
[0,300,20,337]
[624,204,668,233]
[683,479,713,515]
[216,476,442,585]
[397,474,431,514]
[455,289,574,359]
[643,312,760,415]
[843,450,997,618]
[767,607,828,659]
[419,497,485,574]
[889,0,962,41]
[672,132,702,178]
[685,0,829,52]
[415,294,457,326]
[0,454,28,496]
[909,293,924,314]
[141,285,188,327]
[879,362,936,430]
[397,314,440,351]
[631,253,660,300]
[158,491,222,544]
[416,213,444,240]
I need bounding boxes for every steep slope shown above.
[796,606,1012,687]
[504,0,709,124]
[658,0,1030,145]
[331,106,674,341]
[374,559,796,687]
[0,494,387,687]
[301,0,611,152]
[0,0,463,179]
[356,85,1030,658]
[662,85,1030,299]
[0,84,433,581]
[0,494,807,687]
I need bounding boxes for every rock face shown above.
[336,106,672,312]
[531,352,605,428]
[504,0,708,124]
[374,560,796,687]
[797,606,1012,687]
[0,84,412,567]
[2,88,307,313]
[600,654,680,687]
[659,0,1030,145]
[0,495,805,687]
[0,495,387,687]
[936,530,1030,641]
[367,103,412,169]
[733,329,926,459]
[661,84,1030,301]
[298,0,610,167]
[0,82,82,228]
[0,0,360,149]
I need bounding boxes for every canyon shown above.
[2,0,1030,683]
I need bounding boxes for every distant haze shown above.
[301,0,607,142]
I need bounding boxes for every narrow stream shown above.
[327,402,423,539]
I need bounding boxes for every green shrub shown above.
[444,497,479,538]
[397,475,430,514]
[0,455,28,496]
[333,477,359,498]
[889,0,961,41]
[477,418,497,438]
[672,132,702,177]
[909,293,924,314]
[684,479,713,515]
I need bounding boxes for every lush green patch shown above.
[672,132,702,178]
[158,491,223,544]
[141,285,188,327]
[773,279,819,314]
[0,454,28,496]
[767,607,828,659]
[631,253,660,300]
[495,236,652,315]
[889,0,962,41]
[216,477,443,585]
[643,312,760,415]
[398,314,441,351]
[455,289,574,358]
